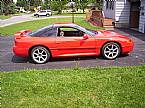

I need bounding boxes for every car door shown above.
[39,10,46,16]
[56,27,96,57]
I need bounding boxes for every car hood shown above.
[97,30,127,37]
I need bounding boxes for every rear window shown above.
[29,26,57,37]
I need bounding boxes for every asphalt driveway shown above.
[0,29,145,72]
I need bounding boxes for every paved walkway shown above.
[0,14,83,27]
[117,28,145,41]
[0,29,145,72]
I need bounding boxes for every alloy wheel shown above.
[102,42,120,60]
[31,46,50,64]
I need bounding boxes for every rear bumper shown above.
[13,46,29,57]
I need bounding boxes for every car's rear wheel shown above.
[102,42,121,60]
[31,46,50,64]
[46,14,50,17]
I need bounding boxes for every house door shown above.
[130,1,140,28]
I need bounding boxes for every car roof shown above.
[53,23,78,27]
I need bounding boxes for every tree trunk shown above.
[83,8,85,13]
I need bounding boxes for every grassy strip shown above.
[55,13,86,16]
[1,66,145,108]
[0,15,11,20]
[0,17,103,36]
[0,13,28,20]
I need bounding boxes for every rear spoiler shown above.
[14,30,32,39]
[15,30,32,36]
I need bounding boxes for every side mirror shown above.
[83,34,89,40]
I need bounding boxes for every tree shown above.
[50,0,62,13]
[30,0,42,7]
[16,0,28,10]
[0,0,4,14]
[42,0,51,10]
[2,0,16,15]
[96,0,103,10]
[79,0,88,13]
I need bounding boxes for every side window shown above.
[45,28,57,37]
[42,11,46,13]
[58,27,84,37]
[30,27,57,37]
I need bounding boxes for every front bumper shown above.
[122,41,134,54]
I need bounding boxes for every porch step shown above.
[104,25,114,30]
[103,18,113,26]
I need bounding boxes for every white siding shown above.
[103,0,115,20]
[115,0,130,27]
[139,0,145,33]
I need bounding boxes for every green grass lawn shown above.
[56,13,86,17]
[0,15,11,20]
[1,66,145,108]
[0,14,20,20]
[0,13,27,20]
[0,17,103,36]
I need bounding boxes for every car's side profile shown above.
[13,23,134,64]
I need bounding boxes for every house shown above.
[103,0,145,33]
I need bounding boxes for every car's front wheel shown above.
[102,42,121,60]
[31,46,50,64]
[36,14,39,17]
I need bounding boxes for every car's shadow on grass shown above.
[12,54,129,64]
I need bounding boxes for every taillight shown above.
[14,39,17,45]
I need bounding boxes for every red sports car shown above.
[13,23,134,64]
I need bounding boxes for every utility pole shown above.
[69,1,76,23]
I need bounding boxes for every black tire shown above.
[36,14,39,17]
[46,14,50,17]
[102,42,121,60]
[31,46,50,64]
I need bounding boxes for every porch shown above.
[86,10,114,29]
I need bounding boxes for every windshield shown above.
[75,25,98,36]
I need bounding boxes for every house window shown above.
[106,0,114,10]
[112,1,114,10]
[106,1,109,9]
[110,1,114,10]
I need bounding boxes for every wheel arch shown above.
[100,41,122,55]
[28,45,52,57]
